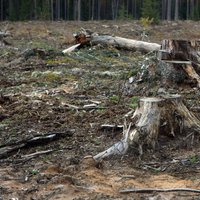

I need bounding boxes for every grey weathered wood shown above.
[91,35,161,52]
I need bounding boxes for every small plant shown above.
[32,70,62,82]
[43,155,50,161]
[92,138,101,146]
[31,169,39,175]
[109,95,120,104]
[128,68,140,77]
[140,17,154,28]
[43,71,62,82]
[141,0,160,25]
[129,96,139,109]
[189,155,199,164]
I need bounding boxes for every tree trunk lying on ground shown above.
[62,29,161,54]
[94,95,200,161]
[90,35,161,52]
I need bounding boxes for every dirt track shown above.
[0,20,200,199]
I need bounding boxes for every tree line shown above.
[0,0,200,22]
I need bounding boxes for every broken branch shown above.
[119,187,200,194]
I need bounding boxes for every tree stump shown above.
[158,39,200,87]
[94,95,200,161]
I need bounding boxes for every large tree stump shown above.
[94,95,200,161]
[158,39,200,87]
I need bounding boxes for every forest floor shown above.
[0,20,200,200]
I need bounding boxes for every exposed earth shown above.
[0,20,200,200]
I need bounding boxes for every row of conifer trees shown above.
[0,0,200,22]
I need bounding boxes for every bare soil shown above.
[0,20,200,200]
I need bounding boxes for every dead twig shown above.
[21,149,53,159]
[119,188,200,194]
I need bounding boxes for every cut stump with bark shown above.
[94,95,200,161]
[158,39,200,87]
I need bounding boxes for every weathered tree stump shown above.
[159,39,200,62]
[94,95,200,161]
[158,39,200,87]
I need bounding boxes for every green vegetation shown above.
[109,95,120,104]
[189,155,199,164]
[129,96,139,109]
[1,0,200,21]
[141,0,160,24]
[31,169,40,175]
[118,3,133,20]
[31,71,62,83]
[140,17,154,28]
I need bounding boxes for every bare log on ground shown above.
[90,35,161,52]
[94,95,200,161]
[63,29,161,54]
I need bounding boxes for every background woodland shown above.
[0,0,200,22]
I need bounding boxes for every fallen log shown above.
[90,35,161,52]
[63,29,161,54]
[94,95,200,161]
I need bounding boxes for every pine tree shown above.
[141,0,160,24]
[19,0,32,20]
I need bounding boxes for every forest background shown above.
[0,0,200,23]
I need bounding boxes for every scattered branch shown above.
[21,149,53,159]
[0,131,73,159]
[119,188,200,194]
